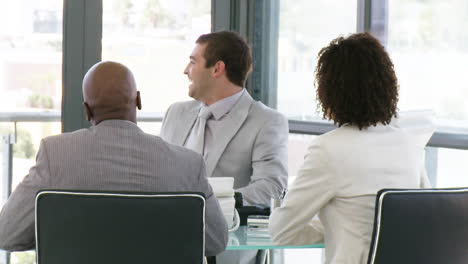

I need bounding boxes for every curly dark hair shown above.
[196,31,252,87]
[315,32,399,130]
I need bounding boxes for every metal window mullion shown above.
[248,0,279,109]
[1,135,13,264]
[211,0,279,109]
[2,111,468,150]
[369,0,388,46]
[357,0,372,32]
[62,0,102,133]
[1,135,13,205]
[357,0,388,46]
[211,0,232,32]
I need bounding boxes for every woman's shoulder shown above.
[315,125,358,144]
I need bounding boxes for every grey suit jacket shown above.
[160,91,288,206]
[0,120,228,256]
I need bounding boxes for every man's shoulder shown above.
[41,125,149,145]
[136,132,204,164]
[42,127,202,163]
[41,128,91,145]
[157,137,202,160]
[249,101,287,123]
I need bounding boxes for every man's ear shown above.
[136,91,142,110]
[83,102,93,122]
[212,61,226,77]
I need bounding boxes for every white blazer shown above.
[269,114,434,264]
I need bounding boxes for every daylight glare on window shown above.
[387,0,468,128]
[102,0,211,114]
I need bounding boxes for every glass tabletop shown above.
[0,228,324,253]
[227,226,324,250]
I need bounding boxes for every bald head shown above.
[82,61,141,125]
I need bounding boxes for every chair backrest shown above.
[367,188,468,264]
[35,190,205,264]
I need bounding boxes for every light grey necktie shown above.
[190,106,212,155]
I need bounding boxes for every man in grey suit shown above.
[0,61,228,256]
[160,31,288,263]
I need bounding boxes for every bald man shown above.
[0,61,228,256]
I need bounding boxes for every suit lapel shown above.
[174,104,200,146]
[205,91,254,177]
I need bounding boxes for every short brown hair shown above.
[196,31,252,87]
[315,32,399,130]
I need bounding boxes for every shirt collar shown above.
[202,89,244,120]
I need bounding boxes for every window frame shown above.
[2,2,468,263]
[15,0,468,201]
[57,0,468,188]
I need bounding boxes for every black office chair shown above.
[367,188,468,264]
[35,190,206,264]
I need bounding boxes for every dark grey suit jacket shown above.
[0,120,228,256]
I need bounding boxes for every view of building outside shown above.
[0,0,62,112]
[388,0,468,123]
[277,0,357,121]
[387,0,468,187]
[0,0,62,263]
[102,0,210,135]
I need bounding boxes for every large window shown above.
[277,0,357,120]
[388,0,468,124]
[384,0,468,186]
[0,1,63,263]
[0,1,62,113]
[102,0,210,134]
[279,0,468,186]
[0,0,63,208]
[278,1,468,261]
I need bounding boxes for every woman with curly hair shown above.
[269,33,434,264]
